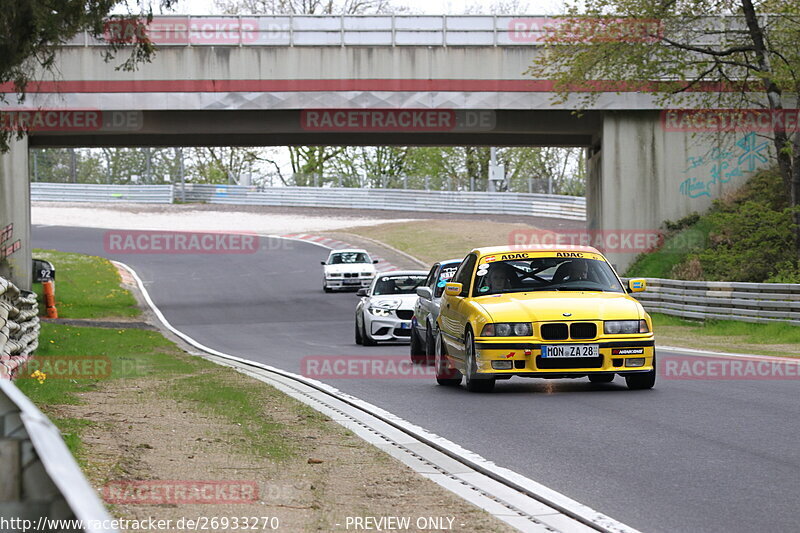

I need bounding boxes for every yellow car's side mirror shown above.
[628,278,647,293]
[445,282,463,296]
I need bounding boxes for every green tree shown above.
[1,1,176,151]
[527,0,800,260]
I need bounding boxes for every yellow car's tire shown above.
[464,329,495,393]
[435,332,462,386]
[625,356,656,390]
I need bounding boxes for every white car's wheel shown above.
[361,313,377,346]
[355,313,363,345]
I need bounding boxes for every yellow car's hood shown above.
[474,291,643,322]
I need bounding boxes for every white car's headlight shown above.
[481,322,532,337]
[326,272,342,278]
[368,307,392,317]
[604,320,649,334]
[361,272,375,277]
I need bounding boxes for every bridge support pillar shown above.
[0,138,31,290]
[589,111,758,274]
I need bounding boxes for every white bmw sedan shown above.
[355,271,428,345]
[321,249,378,292]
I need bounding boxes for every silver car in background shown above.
[355,271,428,345]
[410,259,462,364]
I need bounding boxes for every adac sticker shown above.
[500,252,528,260]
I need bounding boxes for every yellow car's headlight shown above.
[481,322,532,337]
[604,320,649,334]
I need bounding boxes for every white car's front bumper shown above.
[325,276,373,290]
[363,308,414,342]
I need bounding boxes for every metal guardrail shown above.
[0,380,118,533]
[30,182,587,220]
[0,278,39,379]
[627,278,800,325]
[31,183,174,204]
[65,14,570,48]
[183,184,587,220]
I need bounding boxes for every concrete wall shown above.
[0,138,31,290]
[593,111,769,272]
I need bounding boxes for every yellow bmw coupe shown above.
[435,245,654,392]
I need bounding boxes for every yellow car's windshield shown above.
[473,257,624,296]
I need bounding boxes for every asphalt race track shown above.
[34,226,800,533]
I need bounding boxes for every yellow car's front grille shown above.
[539,322,598,341]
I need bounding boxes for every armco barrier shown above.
[625,278,800,325]
[0,277,40,379]
[30,182,587,220]
[31,183,174,204]
[0,380,118,533]
[182,184,587,220]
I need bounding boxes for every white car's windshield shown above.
[329,252,370,264]
[373,275,427,295]
[473,258,624,296]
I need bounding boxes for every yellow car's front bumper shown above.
[473,338,655,377]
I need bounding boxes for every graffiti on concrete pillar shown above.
[679,132,768,198]
[0,223,21,261]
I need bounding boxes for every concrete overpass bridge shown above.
[0,15,768,286]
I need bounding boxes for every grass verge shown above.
[32,249,139,318]
[341,219,535,265]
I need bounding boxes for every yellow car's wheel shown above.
[625,355,656,390]
[435,332,462,386]
[464,329,495,393]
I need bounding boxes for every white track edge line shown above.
[113,258,641,533]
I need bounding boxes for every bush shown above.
[625,167,799,282]
[696,201,797,282]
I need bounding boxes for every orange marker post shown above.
[42,280,58,319]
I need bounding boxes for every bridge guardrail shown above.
[182,184,587,220]
[624,277,800,326]
[31,183,174,204]
[0,277,40,379]
[65,14,572,48]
